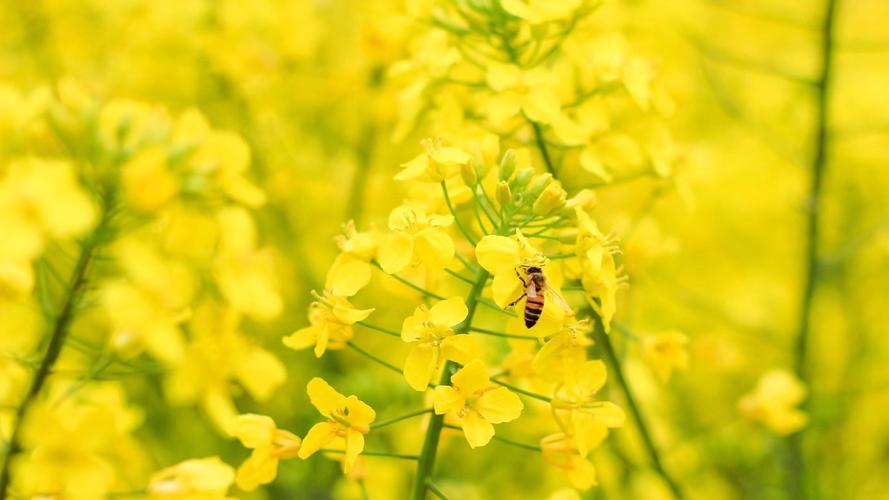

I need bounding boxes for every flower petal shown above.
[475,235,520,274]
[377,232,414,274]
[404,343,438,391]
[415,228,455,271]
[429,297,468,327]
[231,414,276,449]
[235,447,279,491]
[476,387,524,424]
[451,360,490,394]
[306,378,346,417]
[440,334,479,366]
[297,422,338,459]
[433,386,463,415]
[462,411,495,448]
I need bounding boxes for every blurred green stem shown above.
[0,212,110,499]
[593,320,687,500]
[789,1,839,499]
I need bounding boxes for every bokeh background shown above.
[1,0,887,499]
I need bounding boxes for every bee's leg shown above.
[514,269,527,287]
[506,293,527,309]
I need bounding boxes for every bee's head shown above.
[526,266,542,273]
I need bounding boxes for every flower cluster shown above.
[282,137,629,493]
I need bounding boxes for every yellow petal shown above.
[523,88,561,124]
[462,410,495,448]
[231,414,276,448]
[571,412,609,456]
[586,402,626,428]
[491,270,523,308]
[580,147,613,183]
[283,326,320,351]
[568,455,598,490]
[401,306,430,342]
[306,378,347,417]
[297,422,338,459]
[576,360,607,394]
[415,228,455,271]
[326,255,372,297]
[234,347,287,401]
[486,64,521,92]
[475,235,520,274]
[343,429,365,474]
[440,335,479,366]
[433,386,463,414]
[475,387,524,423]
[344,395,377,428]
[451,360,490,394]
[429,297,468,327]
[330,301,374,325]
[235,447,279,491]
[404,343,438,391]
[377,231,414,274]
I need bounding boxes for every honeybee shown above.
[507,265,572,328]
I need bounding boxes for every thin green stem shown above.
[444,268,474,284]
[411,268,489,500]
[593,320,686,500]
[356,321,401,338]
[789,1,839,499]
[491,377,551,403]
[531,121,558,176]
[372,261,446,300]
[470,327,539,340]
[0,221,108,498]
[443,424,541,451]
[477,298,517,317]
[346,341,403,377]
[441,181,478,246]
[371,408,433,430]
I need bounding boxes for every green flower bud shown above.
[527,173,553,198]
[499,149,517,180]
[512,167,534,190]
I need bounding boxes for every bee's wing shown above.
[544,285,573,314]
[527,283,538,299]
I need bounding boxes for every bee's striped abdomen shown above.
[524,294,545,328]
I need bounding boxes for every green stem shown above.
[0,226,105,498]
[410,268,489,500]
[593,321,686,500]
[371,408,433,430]
[356,321,401,338]
[531,121,558,176]
[441,181,478,246]
[346,341,403,376]
[426,481,449,500]
[491,377,551,402]
[322,449,419,461]
[444,268,474,284]
[443,424,541,452]
[470,327,539,340]
[789,1,838,499]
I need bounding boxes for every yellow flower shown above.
[283,291,374,357]
[0,158,96,282]
[433,360,524,448]
[213,207,282,320]
[148,457,235,499]
[231,414,301,491]
[395,138,472,183]
[574,208,621,332]
[475,231,566,336]
[165,303,286,433]
[533,319,593,382]
[541,433,599,491]
[501,0,583,23]
[298,378,376,474]
[121,146,180,211]
[484,64,561,125]
[377,204,455,275]
[401,297,478,391]
[552,360,625,456]
[739,370,808,435]
[641,331,689,383]
[326,221,379,297]
[17,383,142,499]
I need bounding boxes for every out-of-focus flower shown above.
[552,360,625,456]
[298,378,376,474]
[396,138,472,183]
[433,360,523,448]
[739,370,808,435]
[148,457,235,499]
[400,297,477,390]
[501,0,583,24]
[541,433,599,490]
[231,414,301,491]
[641,330,690,383]
[574,208,622,332]
[327,221,379,297]
[484,64,561,126]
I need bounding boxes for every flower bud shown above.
[533,181,567,216]
[512,167,534,190]
[496,180,512,208]
[527,173,553,198]
[499,149,517,180]
[461,161,478,186]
